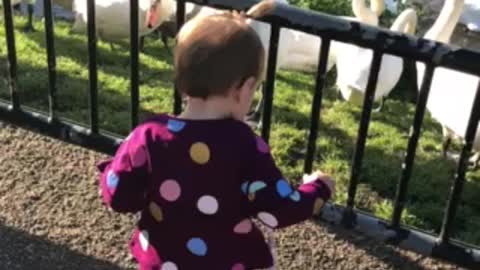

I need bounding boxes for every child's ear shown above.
[241,77,257,93]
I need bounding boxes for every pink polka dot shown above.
[131,146,147,168]
[160,180,181,202]
[232,263,245,270]
[233,219,252,234]
[256,136,269,153]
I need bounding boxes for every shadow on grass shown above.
[18,24,174,82]
[0,56,159,136]
[0,222,125,270]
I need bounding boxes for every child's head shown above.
[174,1,275,120]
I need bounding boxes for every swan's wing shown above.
[425,67,480,138]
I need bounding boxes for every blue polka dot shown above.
[241,182,248,194]
[167,119,186,132]
[276,179,292,198]
[249,181,267,194]
[106,170,119,190]
[186,238,207,256]
[289,191,301,202]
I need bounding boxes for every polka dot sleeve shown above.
[241,135,332,229]
[96,124,152,213]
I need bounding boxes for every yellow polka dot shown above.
[248,193,255,202]
[149,202,163,222]
[190,142,210,164]
[313,198,324,215]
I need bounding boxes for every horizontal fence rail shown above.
[1,0,480,268]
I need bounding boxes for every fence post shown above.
[391,64,435,227]
[2,0,19,110]
[130,0,139,129]
[86,0,98,133]
[304,38,331,174]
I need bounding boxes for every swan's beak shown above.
[145,3,160,29]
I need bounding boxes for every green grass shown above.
[2,9,480,247]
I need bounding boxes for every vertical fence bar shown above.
[261,24,280,143]
[86,0,98,133]
[173,0,185,115]
[304,38,331,174]
[343,50,383,225]
[43,0,57,121]
[438,81,480,243]
[130,0,139,129]
[2,0,19,110]
[391,64,435,227]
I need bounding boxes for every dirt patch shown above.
[0,122,467,270]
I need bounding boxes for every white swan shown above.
[71,0,174,42]
[281,0,389,73]
[416,0,480,164]
[332,1,417,107]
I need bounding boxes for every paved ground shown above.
[0,122,468,269]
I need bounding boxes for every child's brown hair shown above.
[174,0,276,99]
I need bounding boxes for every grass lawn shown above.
[2,12,480,247]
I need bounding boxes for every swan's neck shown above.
[370,0,385,18]
[424,0,465,43]
[352,0,379,26]
[390,8,417,34]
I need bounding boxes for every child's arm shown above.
[96,124,152,213]
[242,135,334,229]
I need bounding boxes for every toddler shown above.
[97,1,335,269]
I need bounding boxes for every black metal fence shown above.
[2,0,480,268]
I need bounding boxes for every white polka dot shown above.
[197,195,219,215]
[258,212,278,228]
[161,261,178,270]
[139,230,149,252]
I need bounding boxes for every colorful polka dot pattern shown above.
[289,191,301,202]
[149,202,163,222]
[197,195,219,215]
[160,180,181,202]
[187,238,208,256]
[256,136,269,153]
[106,170,119,191]
[233,219,252,234]
[190,142,210,164]
[167,119,186,133]
[257,212,278,228]
[275,179,293,198]
[313,198,324,215]
[161,261,178,270]
[232,263,246,270]
[240,181,248,194]
[102,116,333,268]
[248,181,267,194]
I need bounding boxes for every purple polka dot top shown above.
[96,114,332,270]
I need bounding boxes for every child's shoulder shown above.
[132,113,258,139]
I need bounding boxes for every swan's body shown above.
[333,1,417,106]
[416,0,480,159]
[71,0,174,41]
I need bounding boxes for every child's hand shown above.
[303,170,336,197]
